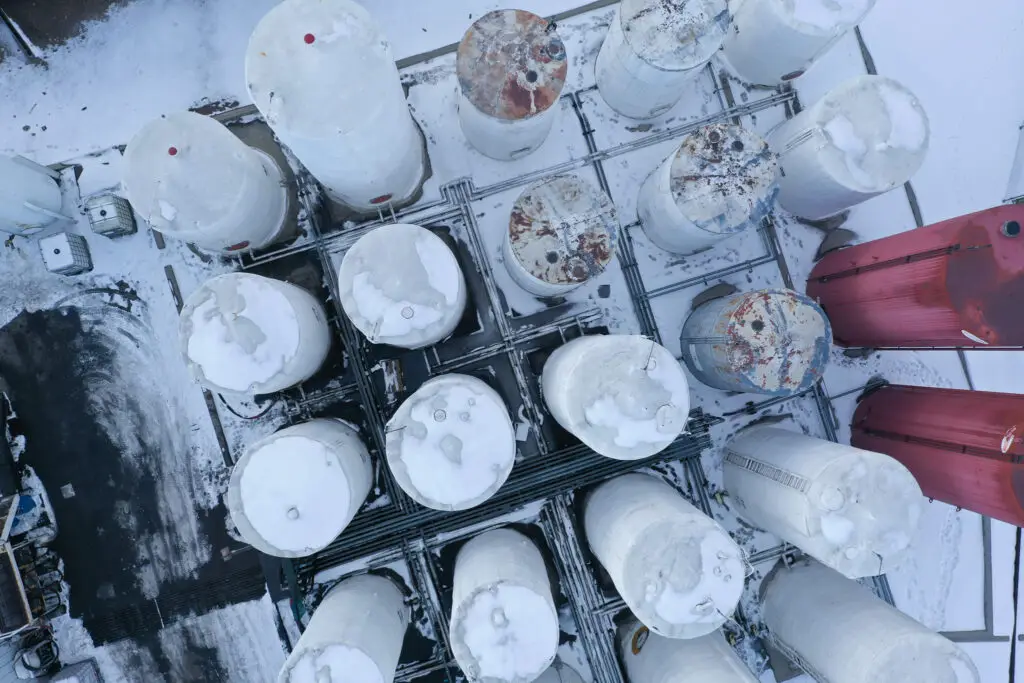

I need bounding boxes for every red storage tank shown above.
[807,205,1024,348]
[851,384,1024,526]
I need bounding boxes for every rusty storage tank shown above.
[0,155,65,237]
[449,528,560,683]
[586,473,746,639]
[722,0,877,86]
[680,289,831,396]
[595,0,729,120]
[542,335,690,460]
[338,224,468,349]
[761,558,980,683]
[228,419,372,558]
[769,75,929,220]
[724,426,923,578]
[617,620,759,683]
[456,10,567,161]
[852,384,1024,527]
[504,174,619,297]
[637,123,779,256]
[279,574,409,683]
[246,0,425,211]
[123,112,289,253]
[807,204,1024,348]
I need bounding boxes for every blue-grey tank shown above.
[679,288,832,396]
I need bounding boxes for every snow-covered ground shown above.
[0,0,1022,682]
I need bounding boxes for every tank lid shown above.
[507,175,618,287]
[245,0,396,138]
[282,644,383,683]
[619,0,729,71]
[779,0,877,34]
[456,9,567,121]
[669,123,779,235]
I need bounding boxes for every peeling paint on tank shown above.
[680,289,831,396]
[456,9,567,121]
[505,175,618,296]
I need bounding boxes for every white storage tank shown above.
[638,123,778,255]
[279,573,409,683]
[724,426,923,578]
[338,224,468,349]
[769,75,930,220]
[246,0,425,211]
[595,0,729,120]
[386,374,516,511]
[228,419,372,558]
[504,174,619,298]
[179,272,332,395]
[585,473,745,639]
[680,288,831,396]
[533,662,584,683]
[456,10,568,160]
[617,620,758,683]
[542,335,690,461]
[0,155,65,236]
[123,111,289,253]
[450,528,560,683]
[722,0,876,86]
[761,558,980,683]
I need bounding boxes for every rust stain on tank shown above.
[456,9,567,121]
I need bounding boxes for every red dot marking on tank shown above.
[168,147,178,156]
[304,33,315,44]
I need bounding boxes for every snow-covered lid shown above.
[811,450,923,576]
[669,123,779,235]
[507,174,618,288]
[532,662,585,683]
[451,582,560,683]
[230,434,361,557]
[544,335,690,460]
[283,645,384,683]
[812,75,930,192]
[338,224,467,349]
[179,273,304,394]
[123,112,267,245]
[619,0,729,71]
[775,0,877,34]
[386,374,516,511]
[625,512,746,638]
[457,9,567,121]
[246,0,396,138]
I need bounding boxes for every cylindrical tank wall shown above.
[246,0,425,211]
[807,204,1024,347]
[178,273,332,395]
[456,10,567,160]
[542,335,690,460]
[595,0,728,119]
[617,621,758,683]
[769,75,929,220]
[721,0,877,86]
[123,111,289,252]
[278,574,409,683]
[338,223,468,349]
[450,528,560,683]
[0,155,64,236]
[724,426,923,578]
[386,374,516,511]
[761,559,980,683]
[637,123,778,255]
[851,384,1024,526]
[680,289,831,396]
[585,473,745,638]
[504,174,619,297]
[228,419,372,558]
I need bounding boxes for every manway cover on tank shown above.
[808,204,1024,348]
[457,9,567,122]
[851,384,1024,527]
[680,288,831,396]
